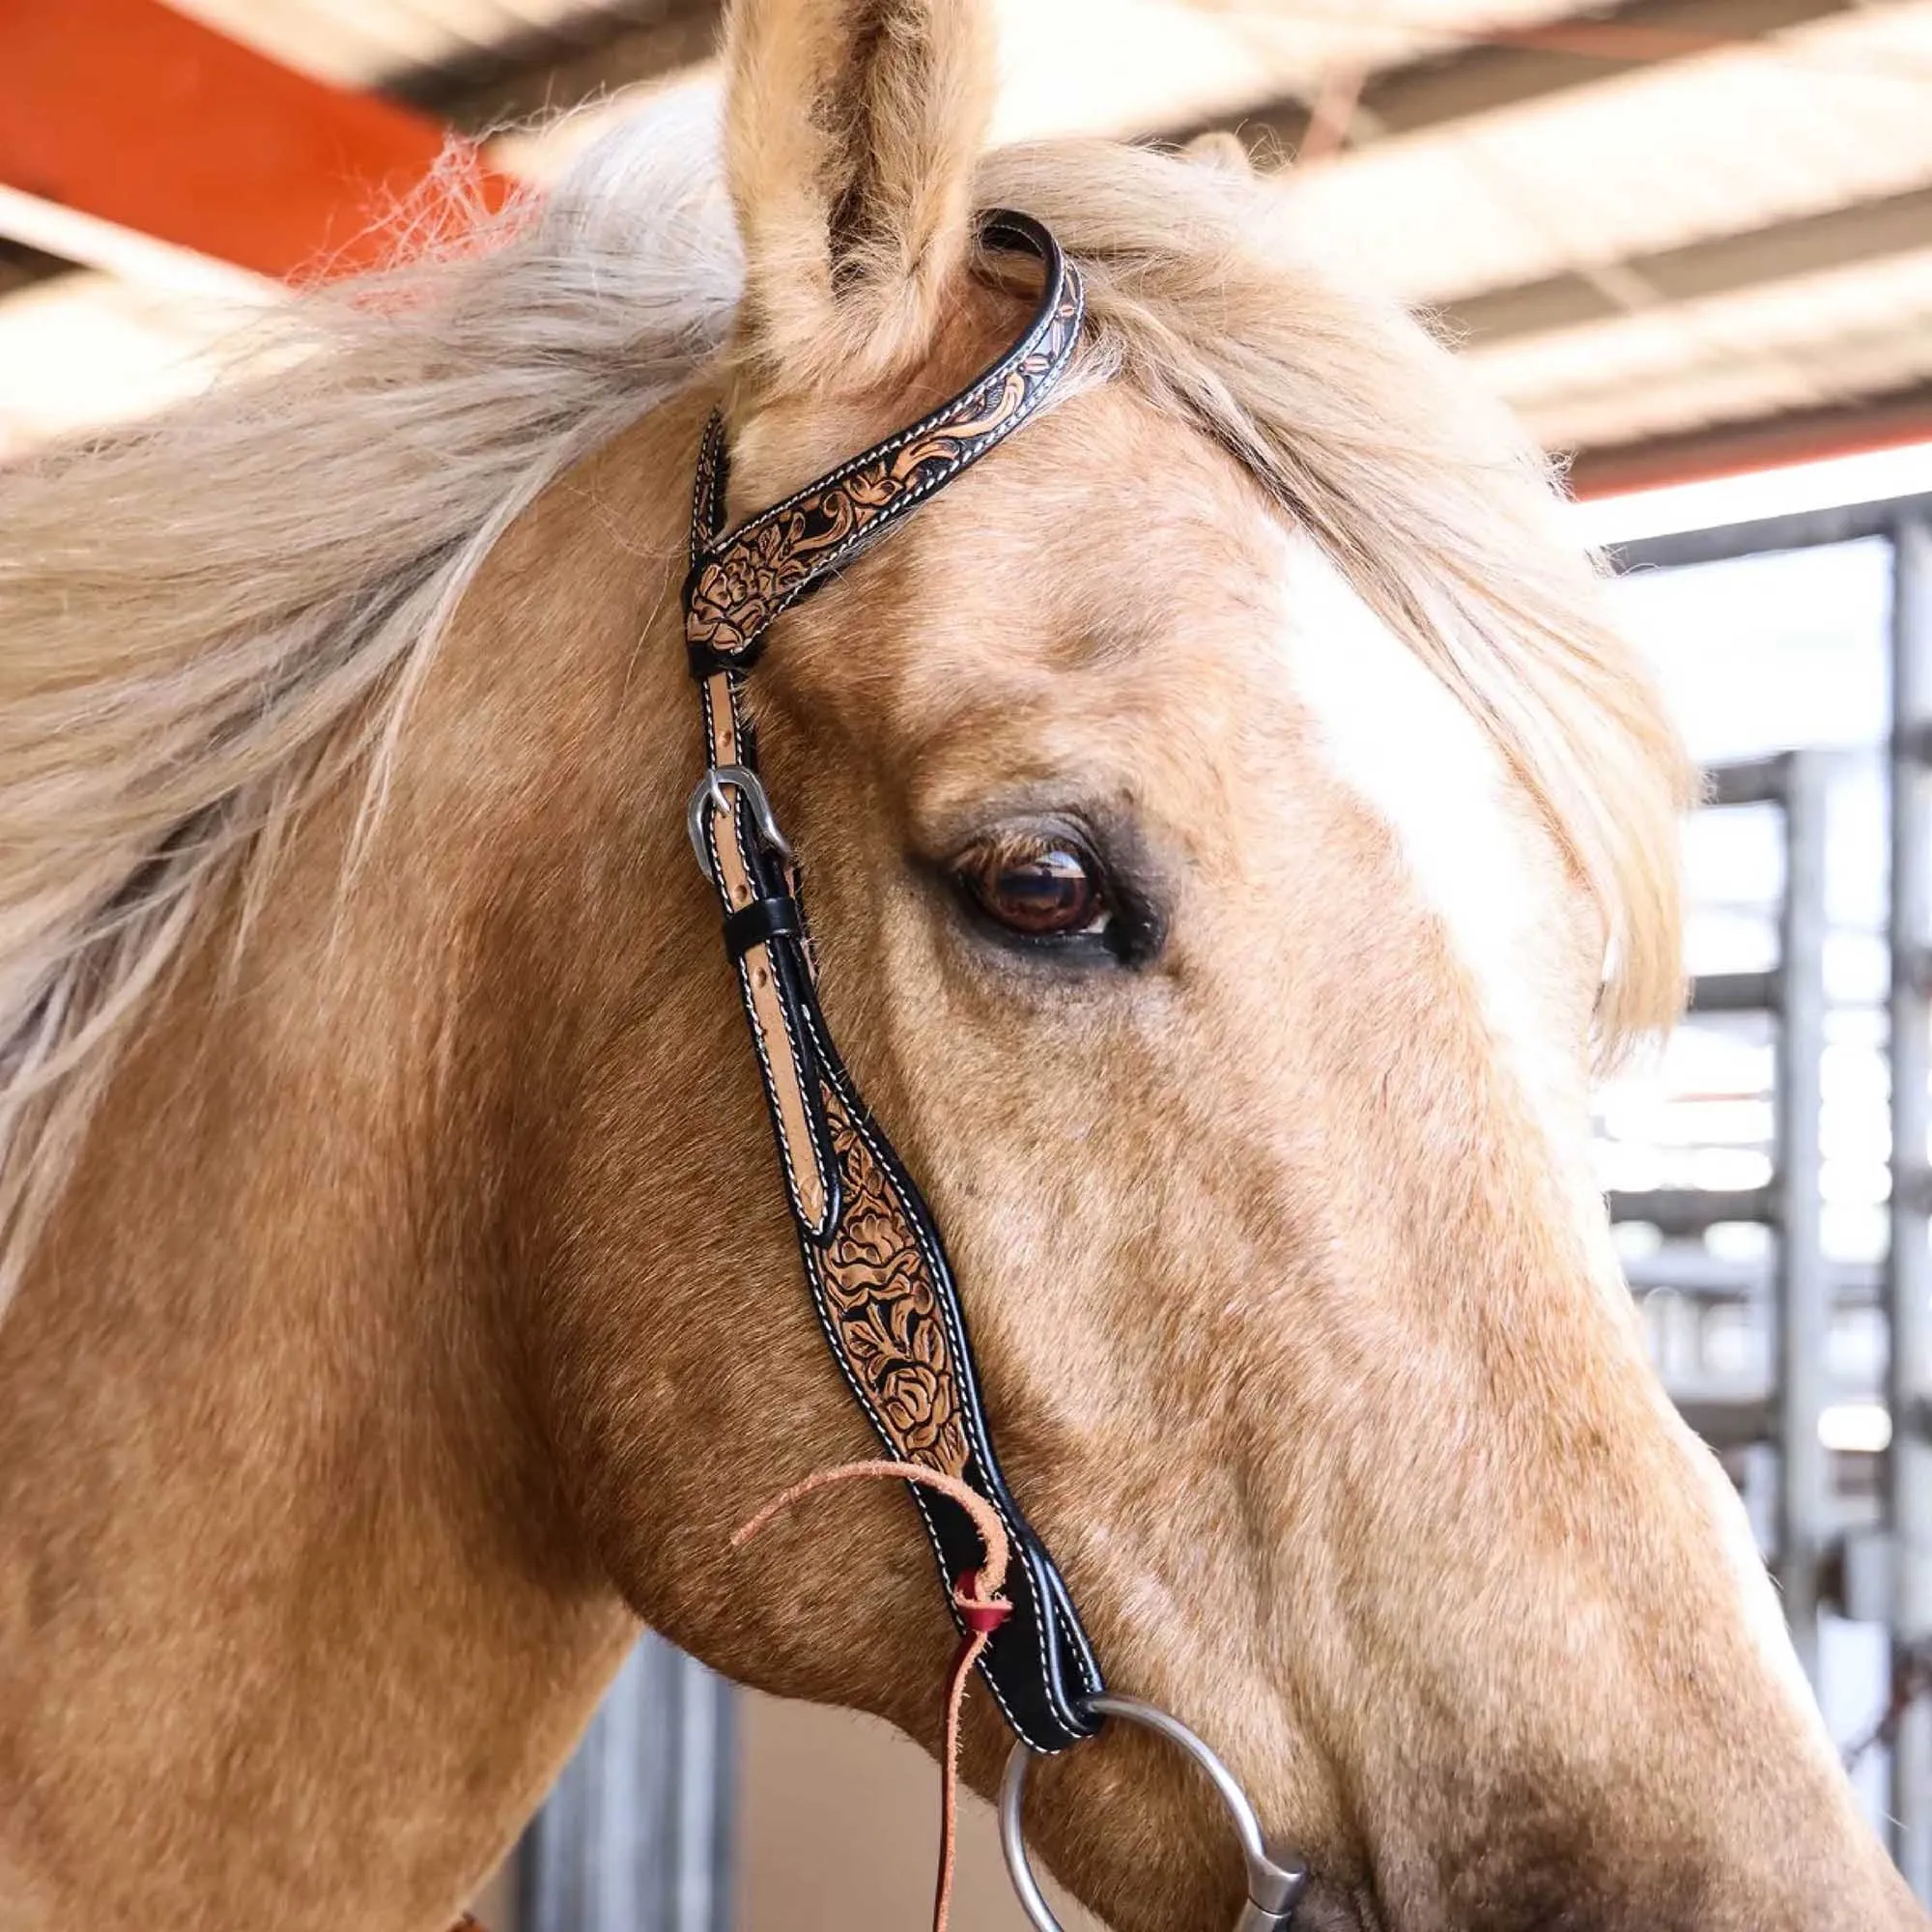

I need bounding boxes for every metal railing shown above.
[1889,511,1932,1897]
[519,1635,736,1932]
[1614,496,1932,1898]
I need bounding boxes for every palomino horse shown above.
[0,1,1920,1926]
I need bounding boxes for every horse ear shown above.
[722,0,997,391]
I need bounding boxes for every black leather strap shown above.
[723,894,804,959]
[682,211,1104,1752]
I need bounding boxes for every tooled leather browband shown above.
[686,212,1084,673]
[683,211,1104,1752]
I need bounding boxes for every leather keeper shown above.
[686,633,764,680]
[724,895,805,960]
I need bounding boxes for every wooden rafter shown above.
[1166,0,1861,159]
[390,0,722,133]
[1568,381,1932,496]
[1450,185,1932,345]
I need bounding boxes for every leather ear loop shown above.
[733,1463,1016,1932]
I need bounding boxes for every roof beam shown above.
[1173,0,1861,159]
[389,0,721,134]
[1567,380,1932,495]
[0,238,70,301]
[0,0,718,297]
[0,0,507,284]
[1449,185,1932,344]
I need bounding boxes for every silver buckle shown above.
[686,763,795,884]
[999,1693,1308,1930]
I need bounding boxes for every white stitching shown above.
[687,262,1085,669]
[697,703,1082,1744]
[702,678,835,1236]
[689,413,724,559]
[699,320,1084,658]
[682,222,1097,1750]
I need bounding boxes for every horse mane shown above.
[0,91,1689,1314]
[0,87,743,1309]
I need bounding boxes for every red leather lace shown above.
[732,1462,1015,1932]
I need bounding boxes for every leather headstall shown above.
[682,210,1105,1753]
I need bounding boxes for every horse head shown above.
[0,2,1918,1928]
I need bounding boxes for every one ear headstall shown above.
[681,211,1105,1753]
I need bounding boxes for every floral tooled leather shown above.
[686,266,1083,661]
[810,1087,971,1477]
[682,213,1107,1751]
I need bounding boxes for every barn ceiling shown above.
[4,0,1931,487]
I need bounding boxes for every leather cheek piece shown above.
[786,1019,1106,1748]
[733,930,838,1240]
[696,679,838,1242]
[680,211,1106,1754]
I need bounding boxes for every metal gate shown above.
[1612,494,1932,1897]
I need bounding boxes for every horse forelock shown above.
[975,139,1692,1053]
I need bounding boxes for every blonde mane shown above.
[0,92,1689,1313]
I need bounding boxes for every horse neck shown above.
[0,396,711,1930]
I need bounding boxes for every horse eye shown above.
[952,834,1111,942]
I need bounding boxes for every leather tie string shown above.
[732,1463,1016,1932]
